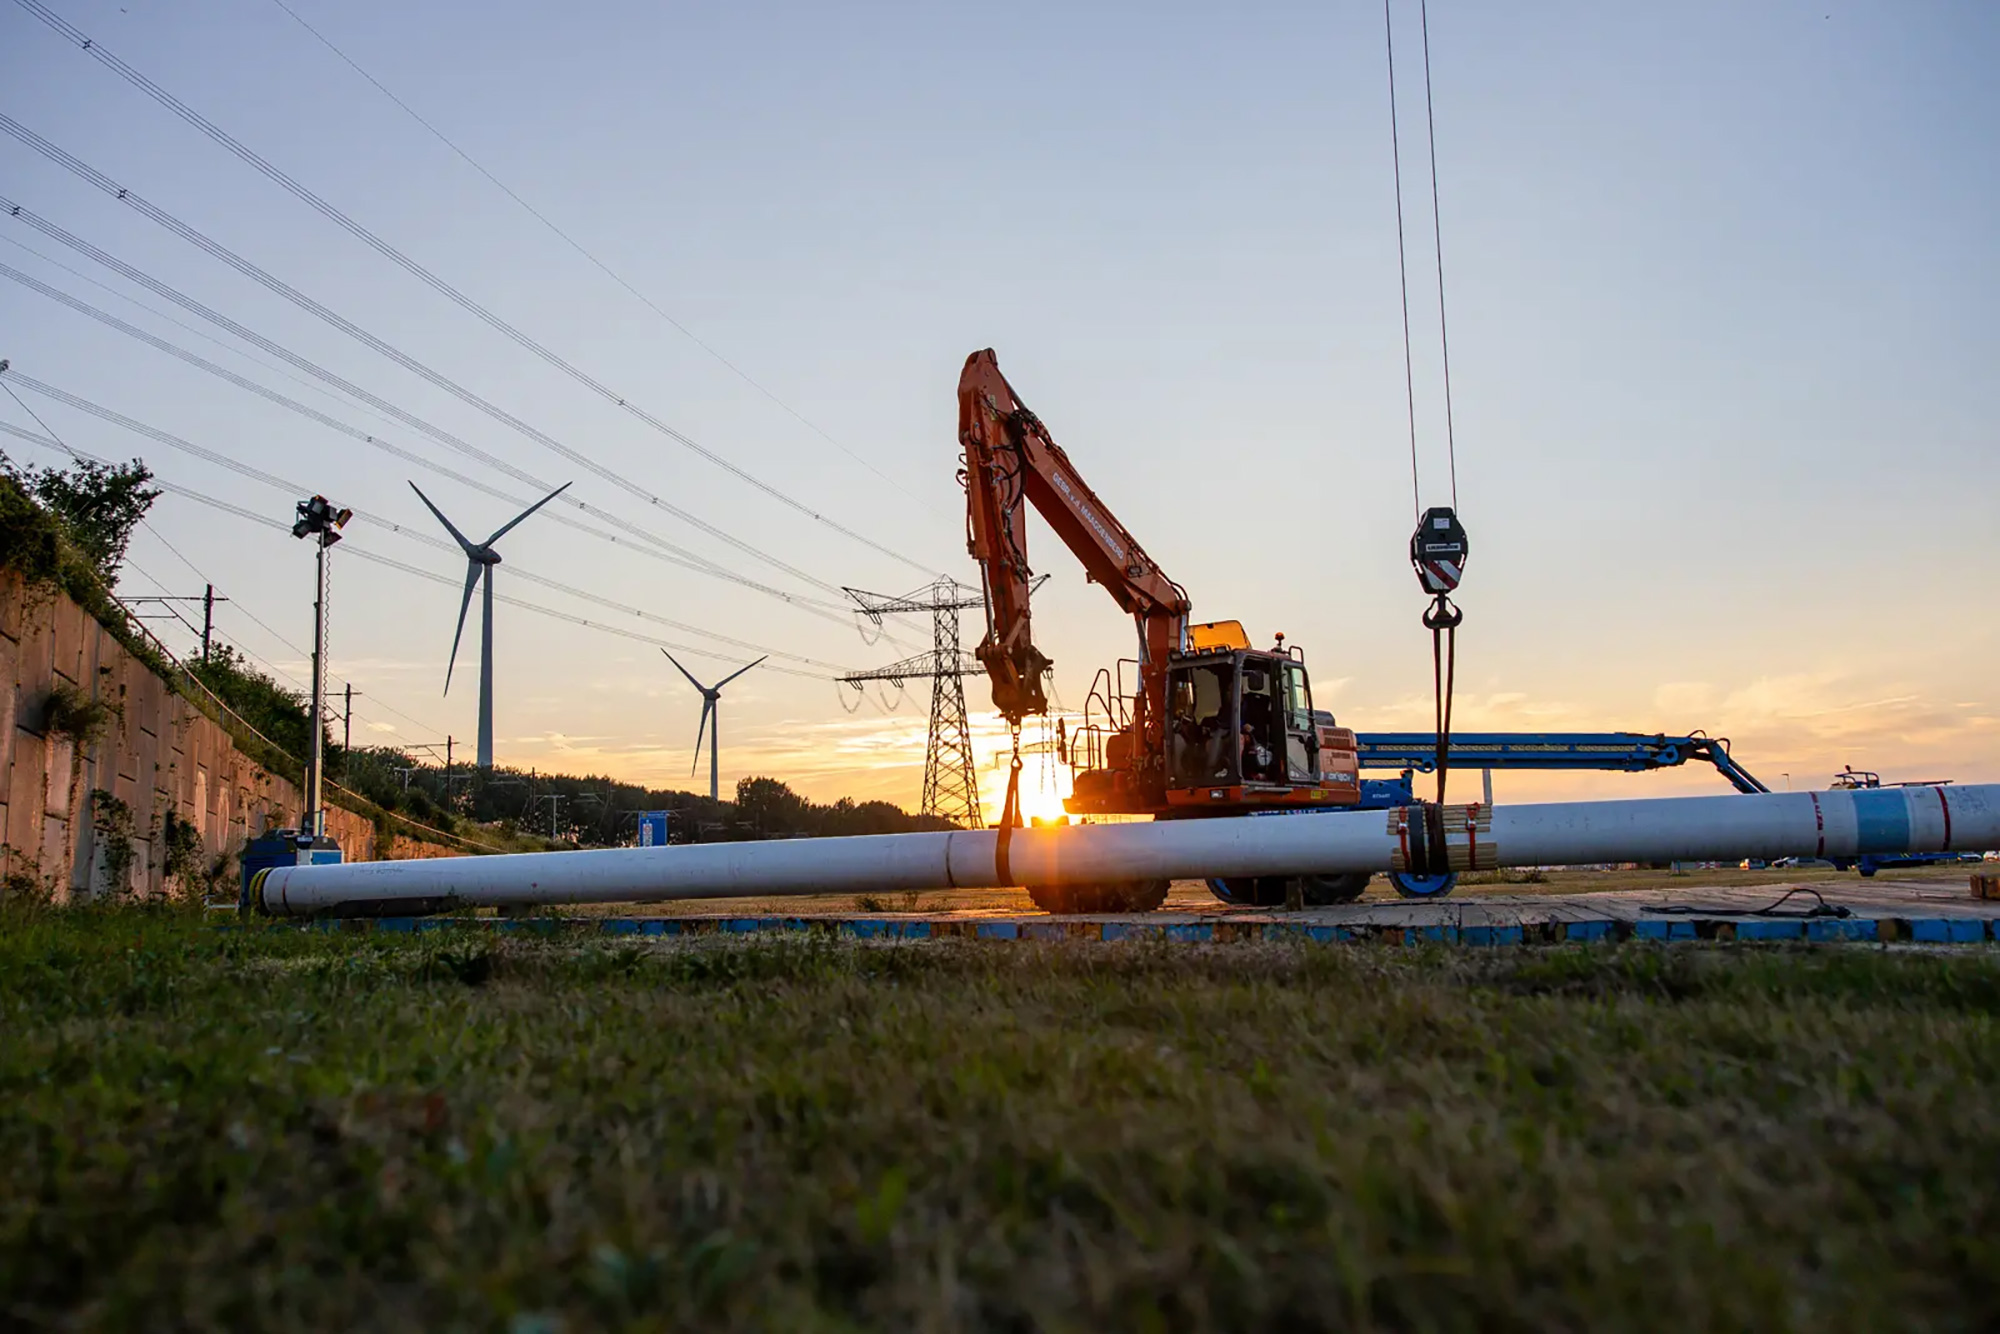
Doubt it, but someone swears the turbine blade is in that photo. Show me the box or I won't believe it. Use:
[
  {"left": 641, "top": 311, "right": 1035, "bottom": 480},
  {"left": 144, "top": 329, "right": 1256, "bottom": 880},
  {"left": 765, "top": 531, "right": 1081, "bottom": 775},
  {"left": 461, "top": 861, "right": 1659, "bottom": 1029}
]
[
  {"left": 484, "top": 480, "right": 572, "bottom": 547},
  {"left": 690, "top": 698, "right": 712, "bottom": 778},
  {"left": 660, "top": 648, "right": 709, "bottom": 693},
  {"left": 443, "top": 559, "right": 479, "bottom": 694},
  {"left": 409, "top": 481, "right": 478, "bottom": 554},
  {"left": 716, "top": 654, "right": 768, "bottom": 689}
]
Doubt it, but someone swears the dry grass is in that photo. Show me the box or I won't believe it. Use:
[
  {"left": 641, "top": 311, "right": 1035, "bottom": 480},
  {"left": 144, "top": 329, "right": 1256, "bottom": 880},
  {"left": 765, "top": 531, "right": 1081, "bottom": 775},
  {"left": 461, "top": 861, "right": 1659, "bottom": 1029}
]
[{"left": 4, "top": 908, "right": 2000, "bottom": 1331}]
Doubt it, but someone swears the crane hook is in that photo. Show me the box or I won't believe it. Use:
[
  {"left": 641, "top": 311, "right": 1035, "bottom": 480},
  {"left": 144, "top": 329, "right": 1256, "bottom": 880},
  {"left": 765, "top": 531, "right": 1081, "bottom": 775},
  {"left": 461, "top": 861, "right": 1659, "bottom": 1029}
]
[{"left": 1410, "top": 507, "right": 1467, "bottom": 805}]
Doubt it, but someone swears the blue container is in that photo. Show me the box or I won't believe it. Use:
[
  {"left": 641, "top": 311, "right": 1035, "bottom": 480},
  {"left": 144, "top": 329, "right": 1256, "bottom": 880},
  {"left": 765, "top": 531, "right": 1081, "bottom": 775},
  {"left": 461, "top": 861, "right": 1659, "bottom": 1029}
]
[{"left": 239, "top": 828, "right": 343, "bottom": 910}]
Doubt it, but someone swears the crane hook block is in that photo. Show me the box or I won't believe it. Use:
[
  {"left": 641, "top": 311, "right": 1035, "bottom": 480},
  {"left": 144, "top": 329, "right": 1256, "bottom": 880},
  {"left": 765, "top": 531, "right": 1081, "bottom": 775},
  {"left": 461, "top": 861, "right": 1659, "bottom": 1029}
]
[{"left": 1410, "top": 506, "right": 1468, "bottom": 595}]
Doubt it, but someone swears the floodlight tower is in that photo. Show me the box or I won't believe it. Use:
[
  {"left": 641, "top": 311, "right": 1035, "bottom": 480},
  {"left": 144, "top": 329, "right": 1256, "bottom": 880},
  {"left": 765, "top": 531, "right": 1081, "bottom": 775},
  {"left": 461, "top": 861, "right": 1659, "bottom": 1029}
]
[{"left": 291, "top": 493, "right": 352, "bottom": 836}]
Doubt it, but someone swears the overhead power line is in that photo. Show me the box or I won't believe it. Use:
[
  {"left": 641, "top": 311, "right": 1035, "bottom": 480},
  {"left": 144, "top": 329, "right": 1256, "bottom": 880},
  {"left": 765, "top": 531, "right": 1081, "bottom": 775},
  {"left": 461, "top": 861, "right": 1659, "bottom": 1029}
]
[
  {"left": 0, "top": 257, "right": 874, "bottom": 628},
  {"left": 2, "top": 367, "right": 319, "bottom": 497},
  {"left": 262, "top": 0, "right": 937, "bottom": 518},
  {"left": 132, "top": 489, "right": 486, "bottom": 748},
  {"left": 0, "top": 199, "right": 921, "bottom": 652},
  {"left": 0, "top": 153, "right": 845, "bottom": 599},
  {"left": 0, "top": 231, "right": 406, "bottom": 432},
  {"left": 189, "top": 484, "right": 832, "bottom": 681},
  {"left": 2, "top": 14, "right": 939, "bottom": 577},
  {"left": 0, "top": 408, "right": 854, "bottom": 676}
]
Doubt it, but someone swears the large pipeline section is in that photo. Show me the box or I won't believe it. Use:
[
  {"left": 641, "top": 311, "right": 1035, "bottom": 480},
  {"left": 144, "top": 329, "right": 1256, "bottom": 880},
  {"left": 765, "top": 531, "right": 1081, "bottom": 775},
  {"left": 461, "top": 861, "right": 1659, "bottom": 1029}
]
[{"left": 252, "top": 784, "right": 2000, "bottom": 918}]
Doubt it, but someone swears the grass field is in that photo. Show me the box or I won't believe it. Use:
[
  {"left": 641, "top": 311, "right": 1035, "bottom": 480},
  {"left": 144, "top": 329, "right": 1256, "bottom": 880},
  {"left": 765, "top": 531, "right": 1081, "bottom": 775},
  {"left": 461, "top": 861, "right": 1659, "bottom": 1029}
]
[{"left": 6, "top": 911, "right": 2000, "bottom": 1332}]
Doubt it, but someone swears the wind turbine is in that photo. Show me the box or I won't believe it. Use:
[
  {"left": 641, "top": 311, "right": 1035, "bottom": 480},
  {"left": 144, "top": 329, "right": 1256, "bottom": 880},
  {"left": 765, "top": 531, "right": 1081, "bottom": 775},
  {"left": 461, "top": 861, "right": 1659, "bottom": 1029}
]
[
  {"left": 663, "top": 650, "right": 766, "bottom": 802},
  {"left": 411, "top": 480, "right": 571, "bottom": 769}
]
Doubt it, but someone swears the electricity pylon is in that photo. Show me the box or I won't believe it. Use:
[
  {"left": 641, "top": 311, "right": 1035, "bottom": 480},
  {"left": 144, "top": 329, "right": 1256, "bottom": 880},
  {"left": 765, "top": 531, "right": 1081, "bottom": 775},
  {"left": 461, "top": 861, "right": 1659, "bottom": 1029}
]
[{"left": 842, "top": 578, "right": 985, "bottom": 829}]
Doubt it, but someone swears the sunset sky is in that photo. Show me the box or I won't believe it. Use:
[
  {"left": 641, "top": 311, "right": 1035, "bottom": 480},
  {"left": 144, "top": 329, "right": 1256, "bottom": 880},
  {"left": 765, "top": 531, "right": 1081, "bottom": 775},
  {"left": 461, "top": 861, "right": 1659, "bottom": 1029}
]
[{"left": 4, "top": 0, "right": 1994, "bottom": 819}]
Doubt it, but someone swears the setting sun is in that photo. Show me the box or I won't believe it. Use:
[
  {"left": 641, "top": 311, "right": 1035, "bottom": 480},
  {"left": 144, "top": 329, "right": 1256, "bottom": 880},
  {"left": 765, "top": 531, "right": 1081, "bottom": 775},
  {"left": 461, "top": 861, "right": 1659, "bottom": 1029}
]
[{"left": 1017, "top": 786, "right": 1072, "bottom": 825}]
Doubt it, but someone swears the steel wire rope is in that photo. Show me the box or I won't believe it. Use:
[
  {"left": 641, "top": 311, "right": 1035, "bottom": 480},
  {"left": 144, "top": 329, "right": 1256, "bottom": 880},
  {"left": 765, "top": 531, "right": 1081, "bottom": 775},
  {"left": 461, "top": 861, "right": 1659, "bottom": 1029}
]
[
  {"left": 261, "top": 0, "right": 940, "bottom": 520},
  {"left": 0, "top": 409, "right": 850, "bottom": 676},
  {"left": 1385, "top": 0, "right": 1468, "bottom": 808},
  {"left": 0, "top": 149, "right": 845, "bottom": 601},
  {"left": 1382, "top": 0, "right": 1421, "bottom": 520},
  {"left": 1417, "top": 0, "right": 1459, "bottom": 506},
  {"left": 5, "top": 8, "right": 942, "bottom": 577},
  {"left": 0, "top": 257, "right": 882, "bottom": 629}
]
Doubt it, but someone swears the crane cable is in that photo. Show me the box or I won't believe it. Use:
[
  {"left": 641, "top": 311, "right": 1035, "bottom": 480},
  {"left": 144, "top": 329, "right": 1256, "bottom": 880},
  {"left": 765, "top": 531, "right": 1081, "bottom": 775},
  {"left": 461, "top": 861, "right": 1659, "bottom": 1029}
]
[{"left": 1385, "top": 0, "right": 1469, "bottom": 807}]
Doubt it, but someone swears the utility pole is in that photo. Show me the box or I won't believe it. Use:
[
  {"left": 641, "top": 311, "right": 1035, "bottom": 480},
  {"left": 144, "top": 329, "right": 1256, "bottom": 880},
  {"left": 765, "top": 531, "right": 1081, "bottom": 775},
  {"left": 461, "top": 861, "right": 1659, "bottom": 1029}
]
[
  {"left": 291, "top": 495, "right": 352, "bottom": 838},
  {"left": 126, "top": 585, "right": 228, "bottom": 661},
  {"left": 340, "top": 682, "right": 362, "bottom": 755},
  {"left": 202, "top": 583, "right": 219, "bottom": 664}
]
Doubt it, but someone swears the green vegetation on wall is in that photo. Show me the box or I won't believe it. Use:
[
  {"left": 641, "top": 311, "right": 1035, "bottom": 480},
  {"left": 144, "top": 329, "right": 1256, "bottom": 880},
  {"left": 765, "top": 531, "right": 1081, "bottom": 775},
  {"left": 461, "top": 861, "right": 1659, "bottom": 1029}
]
[
  {"left": 40, "top": 680, "right": 117, "bottom": 746},
  {"left": 184, "top": 643, "right": 331, "bottom": 773}
]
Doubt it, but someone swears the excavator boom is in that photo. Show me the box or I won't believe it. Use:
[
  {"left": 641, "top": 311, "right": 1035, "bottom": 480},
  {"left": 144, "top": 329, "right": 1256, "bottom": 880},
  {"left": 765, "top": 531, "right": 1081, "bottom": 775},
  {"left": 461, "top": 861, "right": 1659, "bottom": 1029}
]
[
  {"left": 958, "top": 349, "right": 1189, "bottom": 728},
  {"left": 958, "top": 348, "right": 1357, "bottom": 822}
]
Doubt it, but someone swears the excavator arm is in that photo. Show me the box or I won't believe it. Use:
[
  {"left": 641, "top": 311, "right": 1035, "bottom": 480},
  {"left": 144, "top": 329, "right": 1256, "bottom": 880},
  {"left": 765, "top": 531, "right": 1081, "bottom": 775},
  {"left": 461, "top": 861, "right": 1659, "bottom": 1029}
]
[{"left": 958, "top": 349, "right": 1191, "bottom": 731}]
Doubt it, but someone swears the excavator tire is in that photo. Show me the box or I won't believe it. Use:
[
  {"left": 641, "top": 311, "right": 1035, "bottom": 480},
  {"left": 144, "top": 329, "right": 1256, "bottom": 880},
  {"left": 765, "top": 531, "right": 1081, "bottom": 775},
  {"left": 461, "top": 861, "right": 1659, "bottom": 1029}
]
[
  {"left": 1205, "top": 874, "right": 1371, "bottom": 907},
  {"left": 1303, "top": 872, "right": 1372, "bottom": 905},
  {"left": 1027, "top": 879, "right": 1171, "bottom": 915}
]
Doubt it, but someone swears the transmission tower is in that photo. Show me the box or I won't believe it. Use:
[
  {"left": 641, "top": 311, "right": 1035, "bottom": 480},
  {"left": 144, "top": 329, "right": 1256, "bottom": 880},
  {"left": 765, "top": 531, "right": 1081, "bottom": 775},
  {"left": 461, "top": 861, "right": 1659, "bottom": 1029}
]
[{"left": 842, "top": 578, "right": 985, "bottom": 828}]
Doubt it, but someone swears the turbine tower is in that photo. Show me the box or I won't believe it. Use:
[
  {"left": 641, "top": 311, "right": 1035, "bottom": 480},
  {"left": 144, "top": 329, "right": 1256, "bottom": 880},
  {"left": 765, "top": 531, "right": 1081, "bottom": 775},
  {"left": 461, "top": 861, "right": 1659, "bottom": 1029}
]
[
  {"left": 412, "top": 480, "right": 570, "bottom": 768},
  {"left": 663, "top": 651, "right": 766, "bottom": 802}
]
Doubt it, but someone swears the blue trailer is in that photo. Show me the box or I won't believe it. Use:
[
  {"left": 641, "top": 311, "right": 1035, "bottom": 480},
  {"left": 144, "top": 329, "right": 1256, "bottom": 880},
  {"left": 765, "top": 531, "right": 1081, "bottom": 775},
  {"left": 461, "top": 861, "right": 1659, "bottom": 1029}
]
[{"left": 1206, "top": 729, "right": 1769, "bottom": 904}]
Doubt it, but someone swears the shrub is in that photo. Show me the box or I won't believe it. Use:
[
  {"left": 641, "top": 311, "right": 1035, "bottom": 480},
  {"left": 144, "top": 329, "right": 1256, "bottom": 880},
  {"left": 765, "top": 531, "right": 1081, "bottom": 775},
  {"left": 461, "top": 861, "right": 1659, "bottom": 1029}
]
[
  {"left": 88, "top": 789, "right": 138, "bottom": 897},
  {"left": 42, "top": 681, "right": 115, "bottom": 746}
]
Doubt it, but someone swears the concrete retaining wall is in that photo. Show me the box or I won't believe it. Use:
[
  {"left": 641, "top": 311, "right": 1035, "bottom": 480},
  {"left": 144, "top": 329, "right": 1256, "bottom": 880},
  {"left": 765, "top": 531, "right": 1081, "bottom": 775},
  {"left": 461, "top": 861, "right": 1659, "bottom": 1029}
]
[{"left": 0, "top": 568, "right": 458, "bottom": 900}]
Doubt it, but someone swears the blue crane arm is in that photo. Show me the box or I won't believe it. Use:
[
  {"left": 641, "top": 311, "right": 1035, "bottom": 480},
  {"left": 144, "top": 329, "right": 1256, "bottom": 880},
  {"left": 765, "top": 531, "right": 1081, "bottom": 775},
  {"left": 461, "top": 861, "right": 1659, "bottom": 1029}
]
[{"left": 1351, "top": 732, "right": 1770, "bottom": 795}]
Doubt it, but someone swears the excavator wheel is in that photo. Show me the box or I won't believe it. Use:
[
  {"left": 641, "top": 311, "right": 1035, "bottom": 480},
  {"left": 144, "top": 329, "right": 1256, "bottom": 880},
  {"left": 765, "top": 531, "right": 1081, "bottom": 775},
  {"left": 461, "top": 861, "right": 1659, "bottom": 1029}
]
[
  {"left": 1205, "top": 874, "right": 1370, "bottom": 907},
  {"left": 1027, "top": 879, "right": 1171, "bottom": 915},
  {"left": 1205, "top": 876, "right": 1282, "bottom": 906},
  {"left": 1387, "top": 870, "right": 1459, "bottom": 899},
  {"left": 1304, "top": 872, "right": 1372, "bottom": 905}
]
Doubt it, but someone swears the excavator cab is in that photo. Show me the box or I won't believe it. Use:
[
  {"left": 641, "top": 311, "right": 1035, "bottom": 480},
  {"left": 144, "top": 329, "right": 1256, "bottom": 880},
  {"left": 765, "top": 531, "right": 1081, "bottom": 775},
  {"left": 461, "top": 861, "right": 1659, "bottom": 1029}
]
[{"left": 1160, "top": 647, "right": 1360, "bottom": 812}]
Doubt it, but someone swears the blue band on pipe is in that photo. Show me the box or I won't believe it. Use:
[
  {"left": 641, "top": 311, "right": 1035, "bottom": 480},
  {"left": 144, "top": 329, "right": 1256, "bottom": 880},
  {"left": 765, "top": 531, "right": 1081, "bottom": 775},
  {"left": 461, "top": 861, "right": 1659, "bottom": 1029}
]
[{"left": 1851, "top": 789, "right": 1912, "bottom": 855}]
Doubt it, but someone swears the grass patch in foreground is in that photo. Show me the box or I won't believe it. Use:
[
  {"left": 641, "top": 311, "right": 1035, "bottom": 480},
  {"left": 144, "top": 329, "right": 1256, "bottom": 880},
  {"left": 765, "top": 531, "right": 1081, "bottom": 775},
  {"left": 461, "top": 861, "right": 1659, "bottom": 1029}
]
[{"left": 4, "top": 911, "right": 2000, "bottom": 1332}]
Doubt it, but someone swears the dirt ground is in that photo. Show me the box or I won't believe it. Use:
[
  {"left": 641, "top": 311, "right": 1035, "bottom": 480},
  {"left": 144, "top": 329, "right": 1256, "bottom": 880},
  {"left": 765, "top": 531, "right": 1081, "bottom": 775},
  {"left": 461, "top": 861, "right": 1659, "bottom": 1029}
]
[{"left": 545, "top": 860, "right": 1992, "bottom": 922}]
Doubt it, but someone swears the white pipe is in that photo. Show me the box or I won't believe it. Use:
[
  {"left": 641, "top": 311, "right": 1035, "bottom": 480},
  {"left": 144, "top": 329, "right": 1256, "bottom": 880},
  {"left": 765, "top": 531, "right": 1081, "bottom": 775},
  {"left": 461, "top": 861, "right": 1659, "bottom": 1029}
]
[{"left": 254, "top": 783, "right": 2000, "bottom": 917}]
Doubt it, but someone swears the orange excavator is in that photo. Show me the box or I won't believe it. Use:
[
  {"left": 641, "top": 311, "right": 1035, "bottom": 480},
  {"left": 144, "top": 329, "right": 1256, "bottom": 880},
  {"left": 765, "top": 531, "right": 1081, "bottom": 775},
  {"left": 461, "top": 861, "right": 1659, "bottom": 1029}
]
[{"left": 960, "top": 349, "right": 1366, "bottom": 911}]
